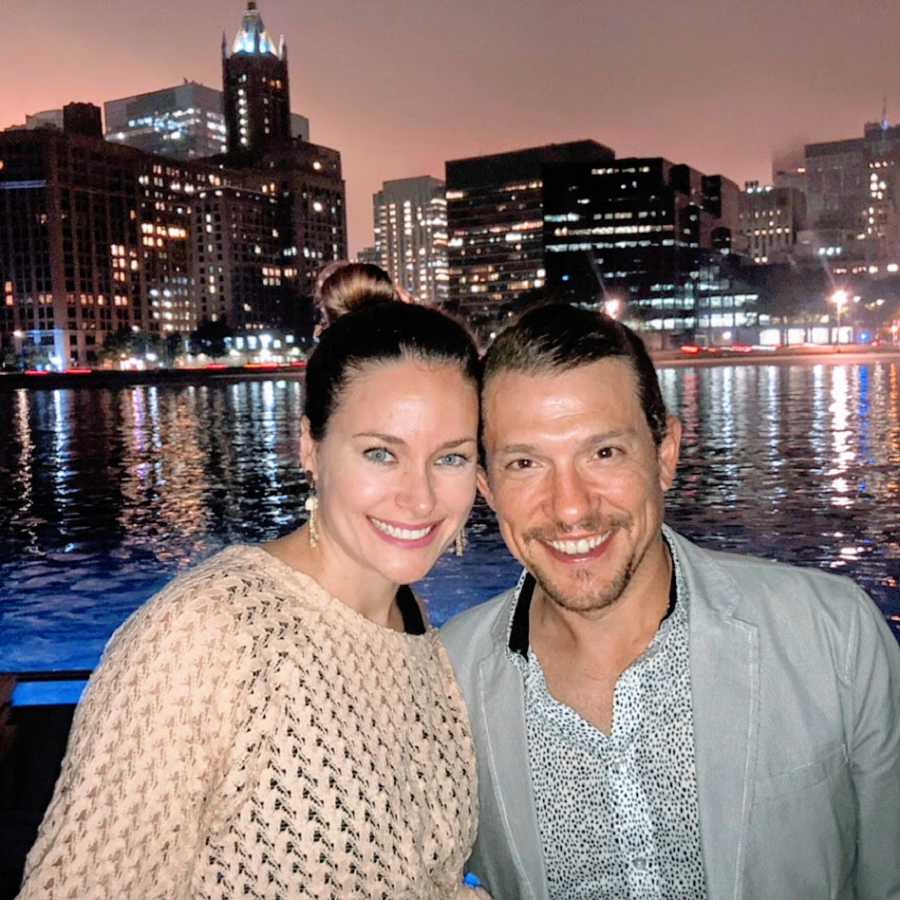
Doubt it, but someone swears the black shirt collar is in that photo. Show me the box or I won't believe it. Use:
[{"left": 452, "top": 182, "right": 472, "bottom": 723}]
[
  {"left": 397, "top": 584, "right": 427, "bottom": 635},
  {"left": 508, "top": 541, "right": 678, "bottom": 658}
]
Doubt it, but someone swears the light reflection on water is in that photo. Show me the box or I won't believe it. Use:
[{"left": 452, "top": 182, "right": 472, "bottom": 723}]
[{"left": 0, "top": 362, "right": 898, "bottom": 673}]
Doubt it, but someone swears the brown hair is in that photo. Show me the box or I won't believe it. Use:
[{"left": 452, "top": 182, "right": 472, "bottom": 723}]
[
  {"left": 314, "top": 262, "right": 396, "bottom": 328},
  {"left": 305, "top": 262, "right": 480, "bottom": 441}
]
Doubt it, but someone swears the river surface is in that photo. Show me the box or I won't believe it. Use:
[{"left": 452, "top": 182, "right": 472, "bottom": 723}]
[{"left": 1, "top": 361, "right": 898, "bottom": 685}]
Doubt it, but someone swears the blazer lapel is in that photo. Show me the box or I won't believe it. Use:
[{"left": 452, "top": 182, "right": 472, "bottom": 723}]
[
  {"left": 477, "top": 649, "right": 549, "bottom": 900},
  {"left": 681, "top": 538, "right": 760, "bottom": 900}
]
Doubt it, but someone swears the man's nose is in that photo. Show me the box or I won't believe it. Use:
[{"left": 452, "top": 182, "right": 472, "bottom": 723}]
[{"left": 548, "top": 463, "right": 593, "bottom": 528}]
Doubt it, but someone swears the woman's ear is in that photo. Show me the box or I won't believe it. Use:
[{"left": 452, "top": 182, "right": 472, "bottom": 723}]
[{"left": 300, "top": 416, "right": 318, "bottom": 481}]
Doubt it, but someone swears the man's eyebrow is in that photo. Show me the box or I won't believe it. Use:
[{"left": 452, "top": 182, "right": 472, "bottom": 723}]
[
  {"left": 495, "top": 442, "right": 540, "bottom": 456},
  {"left": 585, "top": 429, "right": 635, "bottom": 443},
  {"left": 494, "top": 429, "right": 636, "bottom": 455}
]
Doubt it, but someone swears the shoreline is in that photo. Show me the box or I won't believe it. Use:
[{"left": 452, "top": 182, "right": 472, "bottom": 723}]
[
  {"left": 1, "top": 347, "right": 899, "bottom": 389},
  {"left": 652, "top": 347, "right": 900, "bottom": 368}
]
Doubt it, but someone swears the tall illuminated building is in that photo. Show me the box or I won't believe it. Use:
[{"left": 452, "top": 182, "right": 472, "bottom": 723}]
[
  {"left": 106, "top": 82, "right": 229, "bottom": 160},
  {"left": 445, "top": 141, "right": 614, "bottom": 321},
  {"left": 373, "top": 176, "right": 448, "bottom": 305},
  {"left": 222, "top": 1, "right": 291, "bottom": 160}
]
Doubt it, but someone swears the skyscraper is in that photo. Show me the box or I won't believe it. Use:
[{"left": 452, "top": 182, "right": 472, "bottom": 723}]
[
  {"left": 373, "top": 176, "right": 448, "bottom": 305},
  {"left": 222, "top": 2, "right": 291, "bottom": 160},
  {"left": 543, "top": 157, "right": 758, "bottom": 346},
  {"left": 217, "top": 2, "right": 346, "bottom": 307},
  {"left": 445, "top": 141, "right": 614, "bottom": 322}
]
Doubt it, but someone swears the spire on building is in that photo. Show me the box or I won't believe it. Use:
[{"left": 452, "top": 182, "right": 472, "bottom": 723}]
[
  {"left": 227, "top": 1, "right": 284, "bottom": 59},
  {"left": 882, "top": 96, "right": 889, "bottom": 131}
]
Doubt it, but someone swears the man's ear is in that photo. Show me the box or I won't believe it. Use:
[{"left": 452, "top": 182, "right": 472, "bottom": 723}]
[
  {"left": 476, "top": 465, "right": 497, "bottom": 512},
  {"left": 657, "top": 415, "right": 682, "bottom": 492},
  {"left": 300, "top": 416, "right": 318, "bottom": 480}
]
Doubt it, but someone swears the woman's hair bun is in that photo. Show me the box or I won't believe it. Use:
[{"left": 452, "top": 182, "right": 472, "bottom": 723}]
[{"left": 314, "top": 262, "right": 397, "bottom": 327}]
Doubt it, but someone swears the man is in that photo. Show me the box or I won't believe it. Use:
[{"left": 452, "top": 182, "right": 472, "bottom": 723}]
[{"left": 441, "top": 304, "right": 900, "bottom": 900}]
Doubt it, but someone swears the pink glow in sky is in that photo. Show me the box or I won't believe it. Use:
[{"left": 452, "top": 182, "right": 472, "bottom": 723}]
[{"left": 3, "top": 0, "right": 899, "bottom": 255}]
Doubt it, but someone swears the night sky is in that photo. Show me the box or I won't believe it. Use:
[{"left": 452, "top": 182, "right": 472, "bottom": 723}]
[{"left": 3, "top": 0, "right": 898, "bottom": 254}]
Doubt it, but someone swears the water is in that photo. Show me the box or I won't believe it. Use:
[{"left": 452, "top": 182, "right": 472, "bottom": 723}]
[{"left": 0, "top": 363, "right": 898, "bottom": 681}]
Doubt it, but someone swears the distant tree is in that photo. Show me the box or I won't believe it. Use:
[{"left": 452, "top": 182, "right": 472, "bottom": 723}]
[
  {"left": 189, "top": 318, "right": 234, "bottom": 359},
  {"left": 1, "top": 345, "right": 18, "bottom": 371},
  {"left": 97, "top": 327, "right": 166, "bottom": 366},
  {"left": 162, "top": 331, "right": 184, "bottom": 367}
]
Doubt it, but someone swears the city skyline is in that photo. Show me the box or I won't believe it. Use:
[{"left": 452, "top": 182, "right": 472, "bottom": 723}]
[{"left": 3, "top": 0, "right": 899, "bottom": 255}]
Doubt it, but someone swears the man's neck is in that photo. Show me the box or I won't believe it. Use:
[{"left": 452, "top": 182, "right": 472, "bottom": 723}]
[
  {"left": 531, "top": 533, "right": 673, "bottom": 668},
  {"left": 527, "top": 533, "right": 674, "bottom": 734}
]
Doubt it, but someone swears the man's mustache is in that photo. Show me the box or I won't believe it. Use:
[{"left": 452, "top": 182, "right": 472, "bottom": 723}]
[{"left": 523, "top": 514, "right": 632, "bottom": 543}]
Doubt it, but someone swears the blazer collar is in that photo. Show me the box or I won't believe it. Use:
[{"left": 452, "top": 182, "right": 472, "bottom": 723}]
[{"left": 669, "top": 526, "right": 760, "bottom": 900}]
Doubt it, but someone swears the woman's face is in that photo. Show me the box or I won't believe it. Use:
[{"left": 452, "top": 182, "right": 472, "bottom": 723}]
[{"left": 303, "top": 358, "right": 479, "bottom": 590}]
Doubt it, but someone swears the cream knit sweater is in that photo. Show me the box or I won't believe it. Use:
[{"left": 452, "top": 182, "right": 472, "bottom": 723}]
[{"left": 19, "top": 546, "right": 479, "bottom": 899}]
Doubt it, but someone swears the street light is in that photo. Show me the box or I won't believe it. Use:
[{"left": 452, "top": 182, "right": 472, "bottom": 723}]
[
  {"left": 604, "top": 297, "right": 622, "bottom": 319},
  {"left": 830, "top": 289, "right": 848, "bottom": 345}
]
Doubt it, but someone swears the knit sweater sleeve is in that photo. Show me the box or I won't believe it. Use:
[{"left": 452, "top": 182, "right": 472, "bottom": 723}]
[{"left": 18, "top": 564, "right": 247, "bottom": 900}]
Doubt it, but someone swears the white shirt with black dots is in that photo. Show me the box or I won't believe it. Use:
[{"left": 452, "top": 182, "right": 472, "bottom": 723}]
[{"left": 511, "top": 546, "right": 707, "bottom": 900}]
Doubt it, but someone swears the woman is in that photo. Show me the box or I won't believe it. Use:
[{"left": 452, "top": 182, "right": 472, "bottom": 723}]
[{"left": 19, "top": 264, "right": 486, "bottom": 899}]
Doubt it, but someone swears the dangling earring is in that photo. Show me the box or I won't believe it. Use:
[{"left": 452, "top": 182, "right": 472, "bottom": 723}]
[
  {"left": 454, "top": 526, "right": 467, "bottom": 558},
  {"left": 305, "top": 480, "right": 319, "bottom": 548}
]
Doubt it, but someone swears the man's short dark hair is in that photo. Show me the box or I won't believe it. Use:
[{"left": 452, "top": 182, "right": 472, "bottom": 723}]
[{"left": 482, "top": 303, "right": 668, "bottom": 451}]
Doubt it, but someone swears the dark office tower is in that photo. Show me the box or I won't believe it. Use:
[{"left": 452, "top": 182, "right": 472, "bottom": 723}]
[
  {"left": 445, "top": 141, "right": 614, "bottom": 325},
  {"left": 222, "top": 2, "right": 291, "bottom": 159},
  {"left": 543, "top": 158, "right": 758, "bottom": 348},
  {"left": 62, "top": 103, "right": 103, "bottom": 139}
]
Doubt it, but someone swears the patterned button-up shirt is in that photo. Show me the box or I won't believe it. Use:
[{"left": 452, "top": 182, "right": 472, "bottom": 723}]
[{"left": 509, "top": 539, "right": 707, "bottom": 900}]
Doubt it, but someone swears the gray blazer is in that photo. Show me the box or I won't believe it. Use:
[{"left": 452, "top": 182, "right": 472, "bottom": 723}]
[{"left": 441, "top": 527, "right": 900, "bottom": 900}]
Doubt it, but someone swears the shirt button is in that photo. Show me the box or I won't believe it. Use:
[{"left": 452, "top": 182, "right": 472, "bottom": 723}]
[{"left": 632, "top": 857, "right": 649, "bottom": 872}]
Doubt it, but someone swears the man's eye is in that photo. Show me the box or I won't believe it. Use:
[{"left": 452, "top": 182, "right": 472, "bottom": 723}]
[
  {"left": 364, "top": 447, "right": 395, "bottom": 464},
  {"left": 596, "top": 446, "right": 619, "bottom": 460},
  {"left": 507, "top": 458, "right": 535, "bottom": 471},
  {"left": 436, "top": 453, "right": 470, "bottom": 467}
]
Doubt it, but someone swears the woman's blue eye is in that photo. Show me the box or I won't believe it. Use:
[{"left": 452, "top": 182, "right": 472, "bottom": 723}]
[
  {"left": 364, "top": 447, "right": 395, "bottom": 464},
  {"left": 436, "top": 453, "right": 470, "bottom": 467}
]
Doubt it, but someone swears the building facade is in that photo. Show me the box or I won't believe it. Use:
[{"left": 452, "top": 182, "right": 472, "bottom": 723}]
[
  {"left": 804, "top": 120, "right": 900, "bottom": 267},
  {"left": 193, "top": 186, "right": 290, "bottom": 331},
  {"left": 106, "top": 82, "right": 229, "bottom": 160},
  {"left": 373, "top": 176, "right": 448, "bottom": 304},
  {"left": 355, "top": 245, "right": 377, "bottom": 265},
  {"left": 105, "top": 81, "right": 309, "bottom": 163},
  {"left": 740, "top": 181, "right": 807, "bottom": 263},
  {"left": 0, "top": 123, "right": 225, "bottom": 365},
  {"left": 543, "top": 157, "right": 759, "bottom": 345},
  {"left": 445, "top": 141, "right": 614, "bottom": 320}
]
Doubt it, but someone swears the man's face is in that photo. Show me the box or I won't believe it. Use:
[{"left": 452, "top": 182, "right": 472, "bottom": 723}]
[{"left": 479, "top": 359, "right": 681, "bottom": 615}]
